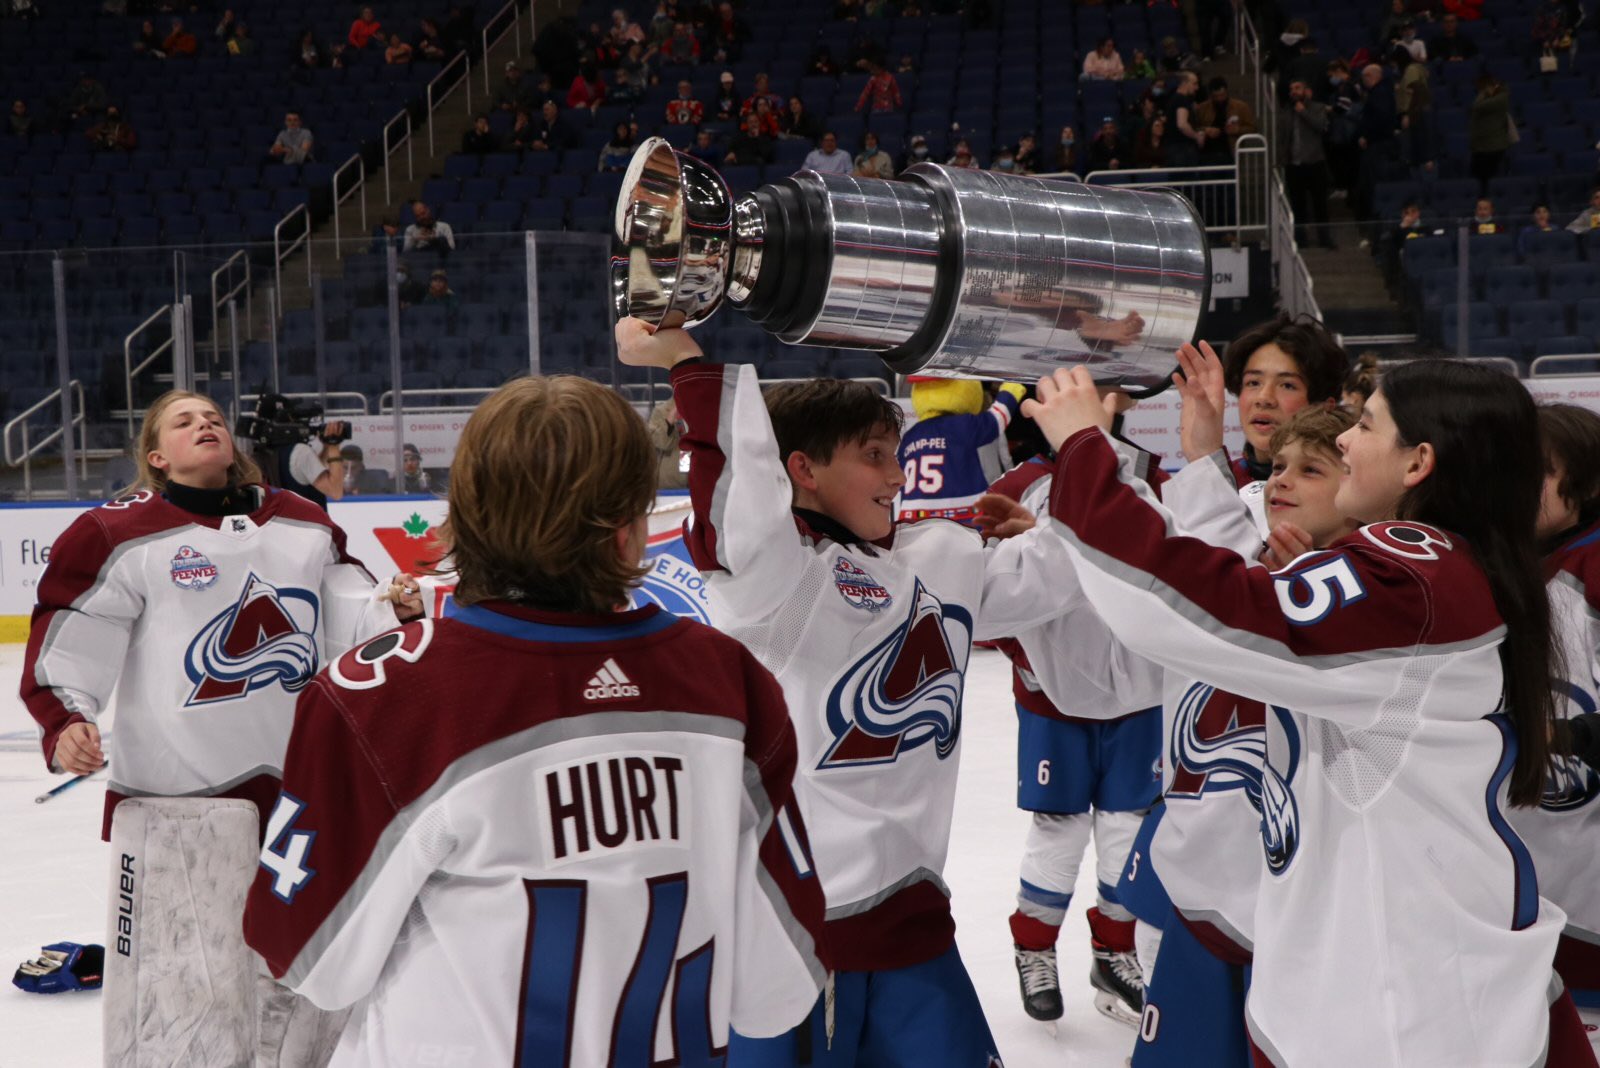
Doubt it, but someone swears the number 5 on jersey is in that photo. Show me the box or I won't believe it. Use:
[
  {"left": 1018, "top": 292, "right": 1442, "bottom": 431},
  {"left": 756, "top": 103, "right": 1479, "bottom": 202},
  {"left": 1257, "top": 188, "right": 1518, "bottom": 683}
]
[{"left": 903, "top": 455, "right": 944, "bottom": 495}]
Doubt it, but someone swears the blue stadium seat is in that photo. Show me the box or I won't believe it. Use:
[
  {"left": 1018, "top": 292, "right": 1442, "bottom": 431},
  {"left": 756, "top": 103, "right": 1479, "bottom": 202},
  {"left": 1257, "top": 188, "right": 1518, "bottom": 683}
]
[
  {"left": 483, "top": 335, "right": 527, "bottom": 374},
  {"left": 1520, "top": 228, "right": 1578, "bottom": 272},
  {"left": 1507, "top": 300, "right": 1571, "bottom": 349},
  {"left": 459, "top": 302, "right": 503, "bottom": 339},
  {"left": 1534, "top": 336, "right": 1597, "bottom": 358},
  {"left": 1545, "top": 262, "right": 1600, "bottom": 304},
  {"left": 1437, "top": 302, "right": 1502, "bottom": 348},
  {"left": 1487, "top": 264, "right": 1538, "bottom": 304},
  {"left": 1573, "top": 299, "right": 1600, "bottom": 340}
]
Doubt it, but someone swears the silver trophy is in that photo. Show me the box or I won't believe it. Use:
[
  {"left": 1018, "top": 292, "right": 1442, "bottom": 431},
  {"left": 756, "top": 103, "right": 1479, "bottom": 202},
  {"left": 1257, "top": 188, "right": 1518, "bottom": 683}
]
[{"left": 612, "top": 136, "right": 1210, "bottom": 393}]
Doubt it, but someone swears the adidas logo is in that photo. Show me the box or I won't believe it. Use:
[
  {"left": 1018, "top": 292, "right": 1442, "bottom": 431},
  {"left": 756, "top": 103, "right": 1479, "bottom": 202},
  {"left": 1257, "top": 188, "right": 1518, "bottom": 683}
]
[{"left": 583, "top": 658, "right": 641, "bottom": 701}]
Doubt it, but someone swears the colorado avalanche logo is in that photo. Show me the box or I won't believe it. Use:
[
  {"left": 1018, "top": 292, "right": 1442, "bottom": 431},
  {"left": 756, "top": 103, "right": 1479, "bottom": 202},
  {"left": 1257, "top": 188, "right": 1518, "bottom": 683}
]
[
  {"left": 1543, "top": 682, "right": 1600, "bottom": 812},
  {"left": 833, "top": 557, "right": 893, "bottom": 613},
  {"left": 1169, "top": 683, "right": 1302, "bottom": 875},
  {"left": 184, "top": 573, "right": 320, "bottom": 706},
  {"left": 818, "top": 580, "right": 971, "bottom": 768},
  {"left": 169, "top": 545, "right": 219, "bottom": 591}
]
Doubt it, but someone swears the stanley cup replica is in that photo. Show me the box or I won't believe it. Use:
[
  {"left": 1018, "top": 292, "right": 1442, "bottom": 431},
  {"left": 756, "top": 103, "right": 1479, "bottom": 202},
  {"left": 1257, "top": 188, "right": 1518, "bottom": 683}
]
[{"left": 611, "top": 136, "right": 1212, "bottom": 393}]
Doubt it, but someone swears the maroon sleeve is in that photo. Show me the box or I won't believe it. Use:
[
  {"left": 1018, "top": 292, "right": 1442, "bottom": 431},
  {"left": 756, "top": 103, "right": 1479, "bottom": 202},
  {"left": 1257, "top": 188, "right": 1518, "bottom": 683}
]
[
  {"left": 671, "top": 361, "right": 732, "bottom": 574},
  {"left": 242, "top": 677, "right": 400, "bottom": 980}
]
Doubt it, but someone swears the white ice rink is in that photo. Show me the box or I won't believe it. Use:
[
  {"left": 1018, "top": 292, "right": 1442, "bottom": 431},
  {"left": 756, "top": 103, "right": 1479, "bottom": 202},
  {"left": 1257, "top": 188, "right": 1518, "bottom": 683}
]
[{"left": 0, "top": 643, "right": 1136, "bottom": 1067}]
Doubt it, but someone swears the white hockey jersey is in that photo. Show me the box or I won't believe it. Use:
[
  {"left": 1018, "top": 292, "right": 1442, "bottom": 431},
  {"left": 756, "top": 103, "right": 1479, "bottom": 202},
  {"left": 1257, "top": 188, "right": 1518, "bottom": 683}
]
[
  {"left": 1052, "top": 426, "right": 1566, "bottom": 1068},
  {"left": 1510, "top": 519, "right": 1600, "bottom": 987},
  {"left": 20, "top": 486, "right": 398, "bottom": 837},
  {"left": 671, "top": 360, "right": 1087, "bottom": 971},
  {"left": 242, "top": 601, "right": 827, "bottom": 1066}
]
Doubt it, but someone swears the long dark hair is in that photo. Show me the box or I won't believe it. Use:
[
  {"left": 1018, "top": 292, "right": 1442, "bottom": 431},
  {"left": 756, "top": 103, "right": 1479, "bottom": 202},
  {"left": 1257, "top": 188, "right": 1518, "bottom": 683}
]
[{"left": 1382, "top": 360, "right": 1557, "bottom": 806}]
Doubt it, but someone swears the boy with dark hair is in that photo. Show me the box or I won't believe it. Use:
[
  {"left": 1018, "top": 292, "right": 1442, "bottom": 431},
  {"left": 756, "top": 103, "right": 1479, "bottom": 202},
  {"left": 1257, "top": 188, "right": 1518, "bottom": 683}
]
[
  {"left": 617, "top": 316, "right": 1099, "bottom": 1066},
  {"left": 1213, "top": 314, "right": 1349, "bottom": 485},
  {"left": 243, "top": 375, "right": 828, "bottom": 1062}
]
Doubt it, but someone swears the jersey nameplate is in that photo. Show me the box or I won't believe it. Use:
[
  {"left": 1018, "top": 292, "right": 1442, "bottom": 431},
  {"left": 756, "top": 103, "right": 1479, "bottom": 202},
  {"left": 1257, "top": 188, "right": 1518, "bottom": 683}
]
[{"left": 539, "top": 751, "right": 690, "bottom": 866}]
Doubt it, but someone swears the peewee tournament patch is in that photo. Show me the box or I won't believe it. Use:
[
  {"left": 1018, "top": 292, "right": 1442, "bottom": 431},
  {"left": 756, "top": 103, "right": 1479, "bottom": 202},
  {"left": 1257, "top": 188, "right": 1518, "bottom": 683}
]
[
  {"left": 169, "top": 545, "right": 219, "bottom": 591},
  {"left": 833, "top": 557, "right": 893, "bottom": 613}
]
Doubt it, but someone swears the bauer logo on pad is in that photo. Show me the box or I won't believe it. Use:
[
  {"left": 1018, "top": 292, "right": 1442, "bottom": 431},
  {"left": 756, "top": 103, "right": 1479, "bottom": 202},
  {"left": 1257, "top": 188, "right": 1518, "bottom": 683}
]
[
  {"left": 169, "top": 545, "right": 219, "bottom": 591},
  {"left": 833, "top": 557, "right": 893, "bottom": 613}
]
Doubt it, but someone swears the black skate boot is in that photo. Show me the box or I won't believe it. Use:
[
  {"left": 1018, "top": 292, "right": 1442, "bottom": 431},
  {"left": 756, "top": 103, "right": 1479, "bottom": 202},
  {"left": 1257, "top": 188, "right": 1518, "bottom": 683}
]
[
  {"left": 1013, "top": 943, "right": 1064, "bottom": 1022},
  {"left": 1087, "top": 906, "right": 1143, "bottom": 1028}
]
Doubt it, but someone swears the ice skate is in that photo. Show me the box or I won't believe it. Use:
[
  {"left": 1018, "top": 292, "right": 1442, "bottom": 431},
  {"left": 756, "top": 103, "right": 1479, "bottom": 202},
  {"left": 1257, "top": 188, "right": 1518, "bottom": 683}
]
[
  {"left": 1013, "top": 943, "right": 1063, "bottom": 1022},
  {"left": 1089, "top": 944, "right": 1144, "bottom": 1028}
]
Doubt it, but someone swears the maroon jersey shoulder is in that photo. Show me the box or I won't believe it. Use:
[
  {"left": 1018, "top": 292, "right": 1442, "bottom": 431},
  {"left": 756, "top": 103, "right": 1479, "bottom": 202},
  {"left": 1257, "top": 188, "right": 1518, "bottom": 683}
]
[
  {"left": 1323, "top": 522, "right": 1503, "bottom": 647},
  {"left": 988, "top": 458, "right": 1052, "bottom": 499}
]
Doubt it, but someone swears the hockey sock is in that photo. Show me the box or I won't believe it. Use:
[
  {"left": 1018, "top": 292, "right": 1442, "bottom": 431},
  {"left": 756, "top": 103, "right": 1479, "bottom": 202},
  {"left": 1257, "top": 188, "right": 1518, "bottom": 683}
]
[
  {"left": 1086, "top": 906, "right": 1137, "bottom": 954},
  {"left": 1010, "top": 909, "right": 1061, "bottom": 952}
]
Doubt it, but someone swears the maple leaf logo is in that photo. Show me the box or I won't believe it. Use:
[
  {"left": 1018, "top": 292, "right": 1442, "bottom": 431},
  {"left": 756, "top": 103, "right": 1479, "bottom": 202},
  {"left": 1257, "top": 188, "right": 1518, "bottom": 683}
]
[{"left": 402, "top": 513, "right": 429, "bottom": 538}]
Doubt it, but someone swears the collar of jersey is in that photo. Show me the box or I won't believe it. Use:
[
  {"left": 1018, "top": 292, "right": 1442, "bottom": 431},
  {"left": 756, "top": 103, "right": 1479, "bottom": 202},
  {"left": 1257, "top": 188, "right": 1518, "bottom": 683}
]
[{"left": 443, "top": 599, "right": 677, "bottom": 643}]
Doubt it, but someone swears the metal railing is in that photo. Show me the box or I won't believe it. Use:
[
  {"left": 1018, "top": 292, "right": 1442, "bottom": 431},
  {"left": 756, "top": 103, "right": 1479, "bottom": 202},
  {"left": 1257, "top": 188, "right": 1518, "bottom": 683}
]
[
  {"left": 1268, "top": 168, "right": 1322, "bottom": 321},
  {"left": 209, "top": 250, "right": 251, "bottom": 375},
  {"left": 273, "top": 203, "right": 311, "bottom": 301},
  {"left": 1531, "top": 354, "right": 1600, "bottom": 376},
  {"left": 481, "top": 0, "right": 523, "bottom": 96},
  {"left": 1074, "top": 134, "right": 1269, "bottom": 242},
  {"left": 332, "top": 153, "right": 367, "bottom": 259},
  {"left": 378, "top": 386, "right": 496, "bottom": 413},
  {"left": 382, "top": 108, "right": 413, "bottom": 206},
  {"left": 122, "top": 304, "right": 174, "bottom": 438},
  {"left": 426, "top": 51, "right": 472, "bottom": 156},
  {"left": 240, "top": 391, "right": 371, "bottom": 416},
  {"left": 4, "top": 380, "right": 87, "bottom": 499}
]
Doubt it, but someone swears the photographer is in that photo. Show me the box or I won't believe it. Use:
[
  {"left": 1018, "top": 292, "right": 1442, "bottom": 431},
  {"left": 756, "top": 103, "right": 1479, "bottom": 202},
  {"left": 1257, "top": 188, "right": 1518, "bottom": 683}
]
[{"left": 282, "top": 421, "right": 349, "bottom": 509}]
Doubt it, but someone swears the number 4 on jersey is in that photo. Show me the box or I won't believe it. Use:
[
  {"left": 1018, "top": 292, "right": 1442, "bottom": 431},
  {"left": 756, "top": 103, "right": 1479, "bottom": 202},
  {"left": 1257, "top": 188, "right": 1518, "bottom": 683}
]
[{"left": 260, "top": 794, "right": 317, "bottom": 903}]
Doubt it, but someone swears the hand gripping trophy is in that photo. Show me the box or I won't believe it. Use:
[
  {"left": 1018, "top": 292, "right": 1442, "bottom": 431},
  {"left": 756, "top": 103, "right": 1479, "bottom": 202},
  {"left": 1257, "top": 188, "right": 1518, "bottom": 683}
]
[{"left": 610, "top": 136, "right": 1211, "bottom": 393}]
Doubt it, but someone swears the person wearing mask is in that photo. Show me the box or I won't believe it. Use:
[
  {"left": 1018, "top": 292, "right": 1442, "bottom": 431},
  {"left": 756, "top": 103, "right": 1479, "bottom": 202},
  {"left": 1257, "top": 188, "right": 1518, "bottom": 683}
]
[
  {"left": 853, "top": 131, "right": 895, "bottom": 178},
  {"left": 1087, "top": 116, "right": 1125, "bottom": 171},
  {"left": 1472, "top": 196, "right": 1504, "bottom": 235},
  {"left": 1056, "top": 125, "right": 1078, "bottom": 172},
  {"left": 1323, "top": 59, "right": 1363, "bottom": 198},
  {"left": 904, "top": 132, "right": 933, "bottom": 170},
  {"left": 990, "top": 145, "right": 1020, "bottom": 174}
]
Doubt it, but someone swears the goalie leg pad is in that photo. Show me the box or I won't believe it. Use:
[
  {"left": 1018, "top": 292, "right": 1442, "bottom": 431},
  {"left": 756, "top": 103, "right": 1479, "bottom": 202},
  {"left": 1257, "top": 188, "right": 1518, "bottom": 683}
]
[
  {"left": 256, "top": 972, "right": 351, "bottom": 1068},
  {"left": 105, "top": 797, "right": 260, "bottom": 1068}
]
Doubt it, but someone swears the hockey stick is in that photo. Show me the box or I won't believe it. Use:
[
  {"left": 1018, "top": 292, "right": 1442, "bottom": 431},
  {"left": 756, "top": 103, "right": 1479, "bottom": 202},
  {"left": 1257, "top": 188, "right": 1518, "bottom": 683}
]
[{"left": 35, "top": 769, "right": 102, "bottom": 805}]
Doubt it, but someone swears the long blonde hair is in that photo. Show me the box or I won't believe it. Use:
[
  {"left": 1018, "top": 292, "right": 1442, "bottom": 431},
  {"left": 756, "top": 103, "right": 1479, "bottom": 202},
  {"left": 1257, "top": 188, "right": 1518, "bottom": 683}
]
[{"left": 132, "top": 390, "right": 262, "bottom": 494}]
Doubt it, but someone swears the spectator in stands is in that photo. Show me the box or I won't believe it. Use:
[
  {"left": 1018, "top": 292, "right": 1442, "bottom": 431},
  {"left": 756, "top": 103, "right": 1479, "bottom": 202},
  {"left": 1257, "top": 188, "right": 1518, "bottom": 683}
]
[
  {"left": 384, "top": 32, "right": 413, "bottom": 64},
  {"left": 1355, "top": 64, "right": 1398, "bottom": 215},
  {"left": 1394, "top": 51, "right": 1436, "bottom": 170},
  {"left": 905, "top": 132, "right": 933, "bottom": 169},
  {"left": 1377, "top": 0, "right": 1411, "bottom": 51},
  {"left": 1533, "top": 0, "right": 1576, "bottom": 57},
  {"left": 1056, "top": 124, "right": 1078, "bottom": 172},
  {"left": 395, "top": 259, "right": 427, "bottom": 306},
  {"left": 897, "top": 53, "right": 916, "bottom": 74},
  {"left": 689, "top": 128, "right": 721, "bottom": 163},
  {"left": 809, "top": 45, "right": 838, "bottom": 76},
  {"left": 608, "top": 65, "right": 643, "bottom": 107},
  {"left": 1323, "top": 58, "right": 1362, "bottom": 198},
  {"left": 610, "top": 7, "right": 645, "bottom": 48},
  {"left": 568, "top": 63, "right": 607, "bottom": 112},
  {"left": 227, "top": 23, "right": 256, "bottom": 57},
  {"left": 1013, "top": 132, "right": 1040, "bottom": 174},
  {"left": 599, "top": 122, "right": 635, "bottom": 171},
  {"left": 1087, "top": 115, "right": 1126, "bottom": 171},
  {"left": 1378, "top": 200, "right": 1431, "bottom": 288},
  {"left": 1128, "top": 49, "right": 1157, "bottom": 80},
  {"left": 583, "top": 19, "right": 621, "bottom": 68},
  {"left": 1196, "top": 75, "right": 1257, "bottom": 162},
  {"left": 1082, "top": 36, "right": 1126, "bottom": 80},
  {"left": 416, "top": 18, "right": 448, "bottom": 60},
  {"left": 989, "top": 144, "right": 1019, "bottom": 173},
  {"left": 749, "top": 96, "right": 781, "bottom": 137},
  {"left": 1267, "top": 19, "right": 1310, "bottom": 82},
  {"left": 619, "top": 40, "right": 653, "bottom": 89},
  {"left": 713, "top": 71, "right": 739, "bottom": 121},
  {"left": 8, "top": 99, "right": 32, "bottom": 138},
  {"left": 214, "top": 8, "right": 237, "bottom": 43},
  {"left": 1286, "top": 79, "right": 1335, "bottom": 249},
  {"left": 725, "top": 112, "right": 775, "bottom": 165},
  {"left": 665, "top": 80, "right": 704, "bottom": 125},
  {"left": 648, "top": 2, "right": 674, "bottom": 45},
  {"left": 710, "top": 1, "right": 750, "bottom": 62},
  {"left": 780, "top": 95, "right": 822, "bottom": 141},
  {"left": 404, "top": 201, "right": 456, "bottom": 258},
  {"left": 1166, "top": 70, "right": 1205, "bottom": 166},
  {"left": 742, "top": 73, "right": 783, "bottom": 117},
  {"left": 1395, "top": 20, "right": 1428, "bottom": 62},
  {"left": 1567, "top": 188, "right": 1600, "bottom": 233},
  {"left": 1468, "top": 73, "right": 1511, "bottom": 195},
  {"left": 270, "top": 111, "right": 314, "bottom": 164},
  {"left": 1519, "top": 203, "right": 1558, "bottom": 253},
  {"left": 339, "top": 445, "right": 387, "bottom": 495},
  {"left": 1472, "top": 197, "right": 1503, "bottom": 234},
  {"left": 461, "top": 114, "right": 500, "bottom": 155},
  {"left": 1158, "top": 35, "right": 1200, "bottom": 73},
  {"left": 349, "top": 6, "right": 384, "bottom": 51},
  {"left": 661, "top": 20, "right": 701, "bottom": 64},
  {"left": 370, "top": 213, "right": 400, "bottom": 252},
  {"left": 496, "top": 62, "right": 536, "bottom": 113},
  {"left": 802, "top": 130, "right": 852, "bottom": 174},
  {"left": 855, "top": 62, "right": 904, "bottom": 112},
  {"left": 507, "top": 107, "right": 537, "bottom": 150},
  {"left": 62, "top": 73, "right": 107, "bottom": 123},
  {"left": 133, "top": 20, "right": 165, "bottom": 58},
  {"left": 423, "top": 269, "right": 460, "bottom": 311},
  {"left": 86, "top": 106, "right": 137, "bottom": 152},
  {"left": 400, "top": 443, "right": 439, "bottom": 494},
  {"left": 163, "top": 18, "right": 198, "bottom": 58},
  {"left": 1430, "top": 13, "right": 1478, "bottom": 61},
  {"left": 294, "top": 29, "right": 327, "bottom": 69},
  {"left": 528, "top": 99, "right": 576, "bottom": 152},
  {"left": 853, "top": 131, "right": 894, "bottom": 177},
  {"left": 1133, "top": 112, "right": 1170, "bottom": 167},
  {"left": 948, "top": 139, "right": 980, "bottom": 169}
]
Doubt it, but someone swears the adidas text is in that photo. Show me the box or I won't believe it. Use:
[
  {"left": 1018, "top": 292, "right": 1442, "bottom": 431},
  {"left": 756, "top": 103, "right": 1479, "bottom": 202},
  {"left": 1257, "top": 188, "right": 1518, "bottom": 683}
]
[{"left": 584, "top": 659, "right": 640, "bottom": 700}]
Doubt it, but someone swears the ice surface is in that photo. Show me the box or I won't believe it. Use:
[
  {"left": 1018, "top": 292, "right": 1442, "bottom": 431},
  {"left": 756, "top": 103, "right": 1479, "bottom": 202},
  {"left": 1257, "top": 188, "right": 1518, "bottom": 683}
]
[{"left": 0, "top": 645, "right": 1137, "bottom": 1066}]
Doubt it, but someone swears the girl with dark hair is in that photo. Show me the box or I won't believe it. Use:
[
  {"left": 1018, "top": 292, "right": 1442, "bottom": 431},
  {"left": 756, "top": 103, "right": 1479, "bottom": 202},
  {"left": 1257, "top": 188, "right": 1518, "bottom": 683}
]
[
  {"left": 1511, "top": 403, "right": 1600, "bottom": 995},
  {"left": 1341, "top": 351, "right": 1380, "bottom": 411},
  {"left": 1023, "top": 359, "right": 1590, "bottom": 1067}
]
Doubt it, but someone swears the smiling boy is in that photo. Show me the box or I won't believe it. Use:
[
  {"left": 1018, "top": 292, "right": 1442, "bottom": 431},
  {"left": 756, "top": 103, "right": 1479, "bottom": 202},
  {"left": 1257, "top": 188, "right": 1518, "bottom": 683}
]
[
  {"left": 1219, "top": 314, "right": 1349, "bottom": 486},
  {"left": 616, "top": 317, "right": 1097, "bottom": 1067}
]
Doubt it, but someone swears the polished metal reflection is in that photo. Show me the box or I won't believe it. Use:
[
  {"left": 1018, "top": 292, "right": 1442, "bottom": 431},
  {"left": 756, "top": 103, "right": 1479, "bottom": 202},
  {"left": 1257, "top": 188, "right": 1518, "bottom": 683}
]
[{"left": 611, "top": 137, "right": 1209, "bottom": 391}]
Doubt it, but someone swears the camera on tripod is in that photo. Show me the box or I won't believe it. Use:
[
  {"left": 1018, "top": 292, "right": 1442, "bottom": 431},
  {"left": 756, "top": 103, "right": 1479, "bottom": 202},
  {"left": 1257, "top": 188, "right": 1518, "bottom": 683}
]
[{"left": 235, "top": 394, "right": 352, "bottom": 449}]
